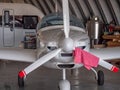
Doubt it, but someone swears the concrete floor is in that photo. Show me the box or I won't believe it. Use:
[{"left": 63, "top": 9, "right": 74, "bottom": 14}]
[{"left": 0, "top": 61, "right": 120, "bottom": 90}]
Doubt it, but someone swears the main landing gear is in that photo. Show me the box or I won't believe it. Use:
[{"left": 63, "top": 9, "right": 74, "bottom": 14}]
[
  {"left": 18, "top": 69, "right": 104, "bottom": 89},
  {"left": 18, "top": 76, "right": 24, "bottom": 87},
  {"left": 18, "top": 71, "right": 26, "bottom": 87},
  {"left": 91, "top": 68, "right": 104, "bottom": 86},
  {"left": 97, "top": 70, "right": 104, "bottom": 85}
]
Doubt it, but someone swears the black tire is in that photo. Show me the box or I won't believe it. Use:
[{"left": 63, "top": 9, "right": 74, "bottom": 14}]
[
  {"left": 58, "top": 86, "right": 60, "bottom": 90},
  {"left": 97, "top": 70, "right": 104, "bottom": 86},
  {"left": 18, "top": 76, "right": 24, "bottom": 87}
]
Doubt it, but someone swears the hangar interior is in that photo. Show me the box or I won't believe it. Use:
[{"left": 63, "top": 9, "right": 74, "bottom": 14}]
[
  {"left": 1, "top": 0, "right": 120, "bottom": 25},
  {"left": 0, "top": 0, "right": 120, "bottom": 90},
  {"left": 1, "top": 0, "right": 120, "bottom": 48}
]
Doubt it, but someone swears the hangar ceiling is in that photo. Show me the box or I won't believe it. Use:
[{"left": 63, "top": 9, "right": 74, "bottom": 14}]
[{"left": 0, "top": 0, "right": 120, "bottom": 26}]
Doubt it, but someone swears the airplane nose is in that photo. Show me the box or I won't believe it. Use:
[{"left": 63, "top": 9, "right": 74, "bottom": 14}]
[{"left": 61, "top": 38, "right": 74, "bottom": 52}]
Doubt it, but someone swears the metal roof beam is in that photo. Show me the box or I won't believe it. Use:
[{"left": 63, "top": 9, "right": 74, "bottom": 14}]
[
  {"left": 76, "top": 0, "right": 87, "bottom": 23},
  {"left": 105, "top": 0, "right": 119, "bottom": 25},
  {"left": 9, "top": 0, "right": 13, "bottom": 3},
  {"left": 44, "top": 0, "right": 55, "bottom": 13},
  {"left": 69, "top": 0, "right": 82, "bottom": 19},
  {"left": 24, "top": 0, "right": 28, "bottom": 3},
  {"left": 30, "top": 0, "right": 41, "bottom": 9},
  {"left": 37, "top": 0, "right": 49, "bottom": 15},
  {"left": 11, "top": 0, "right": 24, "bottom": 3},
  {"left": 53, "top": 0, "right": 62, "bottom": 12},
  {"left": 117, "top": 0, "right": 120, "bottom": 9},
  {"left": 29, "top": 0, "right": 36, "bottom": 6},
  {"left": 83, "top": 0, "right": 94, "bottom": 17},
  {"left": 24, "top": 0, "right": 32, "bottom": 4},
  {"left": 94, "top": 0, "right": 108, "bottom": 24},
  {"left": 36, "top": 0, "right": 46, "bottom": 15}
]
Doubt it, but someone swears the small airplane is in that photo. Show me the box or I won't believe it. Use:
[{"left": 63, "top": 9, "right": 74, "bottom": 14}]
[{"left": 0, "top": 0, "right": 120, "bottom": 90}]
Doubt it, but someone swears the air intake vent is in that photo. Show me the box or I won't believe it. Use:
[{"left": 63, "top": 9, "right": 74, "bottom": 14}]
[{"left": 57, "top": 64, "right": 74, "bottom": 69}]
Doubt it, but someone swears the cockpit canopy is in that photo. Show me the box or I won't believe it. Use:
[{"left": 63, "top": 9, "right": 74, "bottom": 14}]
[{"left": 37, "top": 12, "right": 85, "bottom": 30}]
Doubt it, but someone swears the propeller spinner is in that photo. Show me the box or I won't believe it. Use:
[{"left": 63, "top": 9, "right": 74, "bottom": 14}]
[{"left": 61, "top": 38, "right": 74, "bottom": 52}]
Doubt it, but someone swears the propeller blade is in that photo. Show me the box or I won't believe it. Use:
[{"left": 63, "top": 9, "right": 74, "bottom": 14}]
[
  {"left": 74, "top": 48, "right": 119, "bottom": 72},
  {"left": 98, "top": 59, "right": 119, "bottom": 72},
  {"left": 62, "top": 0, "right": 70, "bottom": 38},
  {"left": 23, "top": 48, "right": 61, "bottom": 75}
]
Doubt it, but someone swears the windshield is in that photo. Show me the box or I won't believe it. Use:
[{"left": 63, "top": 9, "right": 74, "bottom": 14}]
[{"left": 37, "top": 12, "right": 85, "bottom": 29}]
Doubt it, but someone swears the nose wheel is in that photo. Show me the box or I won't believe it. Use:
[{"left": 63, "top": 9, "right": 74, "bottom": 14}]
[{"left": 97, "top": 70, "right": 104, "bottom": 85}]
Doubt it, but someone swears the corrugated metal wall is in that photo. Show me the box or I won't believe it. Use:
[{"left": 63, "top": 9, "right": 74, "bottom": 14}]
[{"left": 1, "top": 0, "right": 120, "bottom": 25}]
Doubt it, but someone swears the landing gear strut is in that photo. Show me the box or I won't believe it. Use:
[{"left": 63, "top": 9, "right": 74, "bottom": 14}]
[
  {"left": 91, "top": 68, "right": 104, "bottom": 86},
  {"left": 59, "top": 69, "right": 70, "bottom": 90}
]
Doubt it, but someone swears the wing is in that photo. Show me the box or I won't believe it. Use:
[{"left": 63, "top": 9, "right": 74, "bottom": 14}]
[
  {"left": 90, "top": 47, "right": 120, "bottom": 60},
  {"left": 0, "top": 48, "right": 36, "bottom": 62}
]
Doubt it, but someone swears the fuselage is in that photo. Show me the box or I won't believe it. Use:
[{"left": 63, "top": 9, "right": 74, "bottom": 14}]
[
  {"left": 36, "top": 12, "right": 90, "bottom": 69},
  {"left": 37, "top": 25, "right": 90, "bottom": 69}
]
